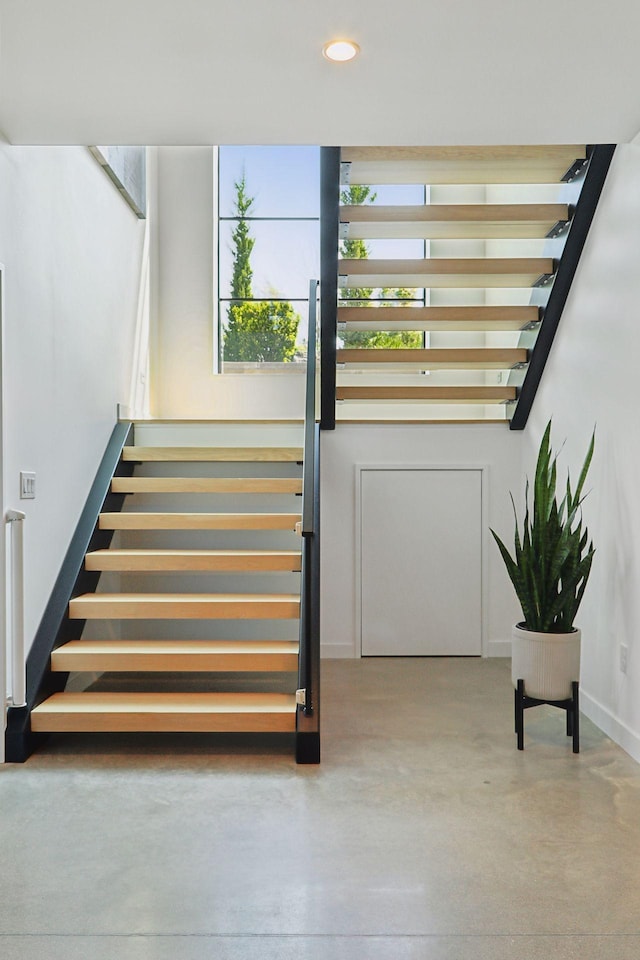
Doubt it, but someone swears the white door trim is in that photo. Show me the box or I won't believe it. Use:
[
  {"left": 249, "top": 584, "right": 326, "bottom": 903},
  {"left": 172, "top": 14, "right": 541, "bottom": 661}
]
[{"left": 355, "top": 462, "right": 490, "bottom": 659}]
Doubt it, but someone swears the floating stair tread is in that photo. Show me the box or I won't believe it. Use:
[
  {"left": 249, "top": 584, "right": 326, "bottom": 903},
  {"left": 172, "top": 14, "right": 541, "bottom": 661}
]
[
  {"left": 51, "top": 640, "right": 299, "bottom": 672},
  {"left": 121, "top": 447, "right": 303, "bottom": 462},
  {"left": 85, "top": 549, "right": 302, "bottom": 572},
  {"left": 339, "top": 257, "right": 554, "bottom": 288},
  {"left": 341, "top": 145, "right": 587, "bottom": 163},
  {"left": 337, "top": 348, "right": 527, "bottom": 369},
  {"left": 336, "top": 386, "right": 516, "bottom": 403},
  {"left": 31, "top": 692, "right": 297, "bottom": 733},
  {"left": 340, "top": 203, "right": 570, "bottom": 240},
  {"left": 337, "top": 305, "right": 539, "bottom": 332},
  {"left": 111, "top": 477, "right": 303, "bottom": 494},
  {"left": 341, "top": 146, "right": 587, "bottom": 185},
  {"left": 99, "top": 512, "right": 301, "bottom": 530},
  {"left": 69, "top": 593, "right": 301, "bottom": 620}
]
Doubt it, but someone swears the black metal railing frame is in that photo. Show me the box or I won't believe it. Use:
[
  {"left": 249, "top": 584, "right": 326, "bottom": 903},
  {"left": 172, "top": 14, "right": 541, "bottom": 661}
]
[
  {"left": 296, "top": 279, "right": 321, "bottom": 763},
  {"left": 320, "top": 147, "right": 340, "bottom": 431},
  {"left": 510, "top": 144, "right": 616, "bottom": 430}
]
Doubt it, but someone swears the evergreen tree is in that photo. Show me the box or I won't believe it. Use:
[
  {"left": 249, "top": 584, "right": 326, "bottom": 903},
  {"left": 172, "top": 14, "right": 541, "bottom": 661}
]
[
  {"left": 229, "top": 175, "right": 255, "bottom": 301},
  {"left": 224, "top": 176, "right": 300, "bottom": 363}
]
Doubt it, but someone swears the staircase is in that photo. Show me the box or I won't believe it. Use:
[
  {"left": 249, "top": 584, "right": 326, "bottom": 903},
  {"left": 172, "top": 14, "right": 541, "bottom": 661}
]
[
  {"left": 30, "top": 422, "right": 306, "bottom": 742},
  {"left": 327, "top": 144, "right": 611, "bottom": 424}
]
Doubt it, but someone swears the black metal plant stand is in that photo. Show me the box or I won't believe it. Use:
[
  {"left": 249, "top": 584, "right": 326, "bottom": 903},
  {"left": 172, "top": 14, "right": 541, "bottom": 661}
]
[{"left": 515, "top": 679, "right": 580, "bottom": 753}]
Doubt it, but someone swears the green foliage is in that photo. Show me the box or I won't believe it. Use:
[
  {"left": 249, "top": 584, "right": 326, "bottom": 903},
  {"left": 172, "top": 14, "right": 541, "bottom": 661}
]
[
  {"left": 224, "top": 301, "right": 300, "bottom": 363},
  {"left": 339, "top": 185, "right": 376, "bottom": 304},
  {"left": 491, "top": 421, "right": 595, "bottom": 633},
  {"left": 339, "top": 189, "right": 422, "bottom": 349},
  {"left": 230, "top": 175, "right": 255, "bottom": 301},
  {"left": 342, "top": 329, "right": 423, "bottom": 349}
]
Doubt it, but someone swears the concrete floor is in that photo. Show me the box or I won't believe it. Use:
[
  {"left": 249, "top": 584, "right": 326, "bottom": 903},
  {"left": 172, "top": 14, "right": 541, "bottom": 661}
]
[{"left": 1, "top": 657, "right": 640, "bottom": 959}]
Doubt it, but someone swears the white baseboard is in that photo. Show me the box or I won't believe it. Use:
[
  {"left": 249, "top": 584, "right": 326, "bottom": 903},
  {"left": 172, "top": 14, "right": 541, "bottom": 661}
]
[
  {"left": 322, "top": 641, "right": 512, "bottom": 659},
  {"left": 321, "top": 642, "right": 356, "bottom": 659},
  {"left": 580, "top": 690, "right": 640, "bottom": 765},
  {"left": 486, "top": 640, "right": 511, "bottom": 658}
]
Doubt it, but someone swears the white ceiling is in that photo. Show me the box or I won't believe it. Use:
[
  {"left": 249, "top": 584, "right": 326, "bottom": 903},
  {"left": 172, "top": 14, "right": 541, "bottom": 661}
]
[{"left": 1, "top": 0, "right": 640, "bottom": 146}]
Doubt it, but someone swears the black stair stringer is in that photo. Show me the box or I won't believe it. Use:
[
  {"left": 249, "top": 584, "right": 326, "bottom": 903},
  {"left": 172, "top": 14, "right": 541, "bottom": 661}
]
[
  {"left": 510, "top": 144, "right": 616, "bottom": 430},
  {"left": 5, "top": 421, "right": 135, "bottom": 761}
]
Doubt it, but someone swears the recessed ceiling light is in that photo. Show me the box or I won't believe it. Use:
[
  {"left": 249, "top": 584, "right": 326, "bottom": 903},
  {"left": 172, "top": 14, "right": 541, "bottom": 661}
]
[{"left": 323, "top": 40, "right": 360, "bottom": 63}]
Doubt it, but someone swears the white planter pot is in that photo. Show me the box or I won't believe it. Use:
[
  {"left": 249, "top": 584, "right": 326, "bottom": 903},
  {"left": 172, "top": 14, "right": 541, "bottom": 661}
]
[{"left": 511, "top": 623, "right": 581, "bottom": 701}]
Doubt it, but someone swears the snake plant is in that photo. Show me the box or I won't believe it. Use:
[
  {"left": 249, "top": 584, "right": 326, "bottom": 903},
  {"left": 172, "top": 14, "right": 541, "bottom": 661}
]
[{"left": 492, "top": 420, "right": 595, "bottom": 633}]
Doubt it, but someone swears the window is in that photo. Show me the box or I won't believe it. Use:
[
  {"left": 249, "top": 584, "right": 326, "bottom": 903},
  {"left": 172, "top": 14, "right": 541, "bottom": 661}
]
[{"left": 217, "top": 146, "right": 320, "bottom": 372}]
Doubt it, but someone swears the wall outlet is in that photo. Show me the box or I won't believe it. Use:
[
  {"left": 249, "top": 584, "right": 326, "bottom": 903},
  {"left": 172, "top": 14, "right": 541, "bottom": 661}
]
[
  {"left": 20, "top": 471, "right": 35, "bottom": 499},
  {"left": 620, "top": 643, "right": 628, "bottom": 674}
]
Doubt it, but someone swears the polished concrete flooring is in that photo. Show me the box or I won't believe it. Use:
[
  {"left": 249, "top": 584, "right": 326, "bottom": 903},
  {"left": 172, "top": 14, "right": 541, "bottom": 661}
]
[{"left": 2, "top": 657, "right": 640, "bottom": 959}]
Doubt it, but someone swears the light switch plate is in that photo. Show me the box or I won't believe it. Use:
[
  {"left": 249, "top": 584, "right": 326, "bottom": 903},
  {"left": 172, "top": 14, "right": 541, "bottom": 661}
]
[{"left": 20, "top": 471, "right": 35, "bottom": 499}]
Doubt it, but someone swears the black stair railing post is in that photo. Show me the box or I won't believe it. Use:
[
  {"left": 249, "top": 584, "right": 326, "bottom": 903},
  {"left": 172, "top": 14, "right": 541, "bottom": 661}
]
[
  {"left": 296, "top": 281, "right": 321, "bottom": 764},
  {"left": 320, "top": 147, "right": 340, "bottom": 431},
  {"left": 510, "top": 144, "right": 616, "bottom": 431}
]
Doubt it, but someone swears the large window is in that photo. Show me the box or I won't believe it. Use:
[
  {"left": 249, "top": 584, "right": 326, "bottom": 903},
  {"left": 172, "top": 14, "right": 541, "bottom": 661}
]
[
  {"left": 218, "top": 146, "right": 320, "bottom": 372},
  {"left": 216, "top": 147, "right": 429, "bottom": 372}
]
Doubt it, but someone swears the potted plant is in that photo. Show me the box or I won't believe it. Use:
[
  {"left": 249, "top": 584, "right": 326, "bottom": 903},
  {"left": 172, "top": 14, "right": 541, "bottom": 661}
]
[{"left": 491, "top": 420, "right": 595, "bottom": 700}]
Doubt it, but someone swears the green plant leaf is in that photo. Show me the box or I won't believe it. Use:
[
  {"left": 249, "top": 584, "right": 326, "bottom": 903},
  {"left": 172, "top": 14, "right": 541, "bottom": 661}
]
[{"left": 492, "top": 420, "right": 595, "bottom": 633}]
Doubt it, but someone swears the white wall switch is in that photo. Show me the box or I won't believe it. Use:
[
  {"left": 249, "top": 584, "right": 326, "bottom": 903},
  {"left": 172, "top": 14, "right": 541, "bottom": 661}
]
[
  {"left": 620, "top": 643, "right": 628, "bottom": 674},
  {"left": 20, "top": 471, "right": 35, "bottom": 499}
]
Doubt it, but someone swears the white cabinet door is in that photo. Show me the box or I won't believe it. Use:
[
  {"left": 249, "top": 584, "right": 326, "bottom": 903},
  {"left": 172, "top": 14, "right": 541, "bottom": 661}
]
[{"left": 360, "top": 468, "right": 482, "bottom": 656}]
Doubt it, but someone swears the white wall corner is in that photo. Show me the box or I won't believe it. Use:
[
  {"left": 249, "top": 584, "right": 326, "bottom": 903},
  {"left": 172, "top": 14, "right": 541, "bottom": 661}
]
[{"left": 580, "top": 690, "right": 640, "bottom": 765}]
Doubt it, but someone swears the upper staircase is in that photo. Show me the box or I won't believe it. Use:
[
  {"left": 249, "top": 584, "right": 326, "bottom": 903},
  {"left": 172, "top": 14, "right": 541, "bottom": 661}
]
[
  {"left": 325, "top": 144, "right": 614, "bottom": 425},
  {"left": 24, "top": 421, "right": 315, "bottom": 751}
]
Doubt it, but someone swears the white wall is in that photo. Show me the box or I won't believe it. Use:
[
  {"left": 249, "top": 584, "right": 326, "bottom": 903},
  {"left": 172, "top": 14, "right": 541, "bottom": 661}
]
[
  {"left": 150, "top": 146, "right": 306, "bottom": 420},
  {"left": 0, "top": 143, "right": 146, "bottom": 655},
  {"left": 321, "top": 422, "right": 522, "bottom": 658},
  {"left": 521, "top": 143, "right": 640, "bottom": 762}
]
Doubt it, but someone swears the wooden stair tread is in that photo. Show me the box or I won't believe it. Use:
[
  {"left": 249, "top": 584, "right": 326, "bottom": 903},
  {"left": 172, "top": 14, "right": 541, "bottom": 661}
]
[
  {"left": 111, "top": 477, "right": 303, "bottom": 494},
  {"left": 337, "top": 348, "right": 527, "bottom": 369},
  {"left": 31, "top": 692, "right": 297, "bottom": 733},
  {"left": 341, "top": 146, "right": 586, "bottom": 185},
  {"left": 340, "top": 203, "right": 569, "bottom": 240},
  {"left": 85, "top": 549, "right": 302, "bottom": 571},
  {"left": 337, "top": 305, "right": 539, "bottom": 332},
  {"left": 339, "top": 257, "right": 554, "bottom": 288},
  {"left": 341, "top": 145, "right": 587, "bottom": 163},
  {"left": 121, "top": 447, "right": 303, "bottom": 462},
  {"left": 69, "top": 593, "right": 301, "bottom": 619},
  {"left": 51, "top": 639, "right": 299, "bottom": 672},
  {"left": 340, "top": 256, "right": 554, "bottom": 274},
  {"left": 99, "top": 512, "right": 301, "bottom": 530},
  {"left": 336, "top": 386, "right": 516, "bottom": 403}
]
